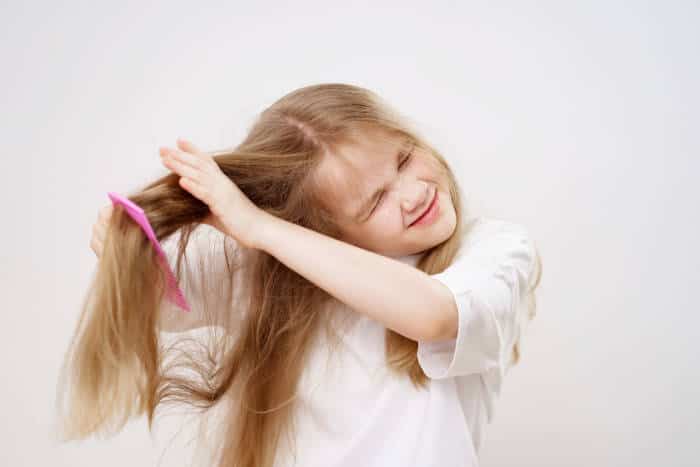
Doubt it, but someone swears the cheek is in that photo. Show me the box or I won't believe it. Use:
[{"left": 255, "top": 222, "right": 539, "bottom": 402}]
[
  {"left": 421, "top": 161, "right": 450, "bottom": 195},
  {"left": 372, "top": 206, "right": 405, "bottom": 234},
  {"left": 421, "top": 157, "right": 444, "bottom": 179}
]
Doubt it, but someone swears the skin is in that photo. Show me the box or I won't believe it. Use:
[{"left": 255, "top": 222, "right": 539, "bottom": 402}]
[
  {"left": 91, "top": 137, "right": 460, "bottom": 341},
  {"left": 315, "top": 130, "right": 458, "bottom": 257}
]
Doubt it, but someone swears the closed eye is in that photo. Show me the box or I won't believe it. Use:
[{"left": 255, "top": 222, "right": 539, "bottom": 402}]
[
  {"left": 398, "top": 153, "right": 411, "bottom": 169},
  {"left": 368, "top": 146, "right": 414, "bottom": 216}
]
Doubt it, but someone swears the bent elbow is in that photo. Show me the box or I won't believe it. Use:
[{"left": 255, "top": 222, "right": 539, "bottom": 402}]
[
  {"left": 423, "top": 283, "right": 459, "bottom": 342},
  {"left": 433, "top": 302, "right": 458, "bottom": 341}
]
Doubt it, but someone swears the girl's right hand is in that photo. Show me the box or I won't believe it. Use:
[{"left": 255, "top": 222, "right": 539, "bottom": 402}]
[
  {"left": 90, "top": 204, "right": 114, "bottom": 258},
  {"left": 160, "top": 138, "right": 268, "bottom": 250}
]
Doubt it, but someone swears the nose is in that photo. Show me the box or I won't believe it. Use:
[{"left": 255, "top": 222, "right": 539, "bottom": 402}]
[{"left": 400, "top": 181, "right": 430, "bottom": 212}]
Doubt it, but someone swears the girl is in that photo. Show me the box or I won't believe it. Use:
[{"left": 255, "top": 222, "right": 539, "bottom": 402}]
[{"left": 57, "top": 83, "right": 542, "bottom": 467}]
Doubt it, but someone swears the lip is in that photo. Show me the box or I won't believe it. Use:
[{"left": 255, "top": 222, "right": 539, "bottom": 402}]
[{"left": 409, "top": 189, "right": 439, "bottom": 227}]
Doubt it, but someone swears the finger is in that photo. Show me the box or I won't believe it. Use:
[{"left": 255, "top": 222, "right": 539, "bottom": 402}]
[
  {"left": 98, "top": 204, "right": 113, "bottom": 221},
  {"left": 95, "top": 223, "right": 106, "bottom": 242},
  {"left": 92, "top": 223, "right": 101, "bottom": 242},
  {"left": 93, "top": 217, "right": 104, "bottom": 233},
  {"left": 90, "top": 238, "right": 102, "bottom": 257},
  {"left": 160, "top": 150, "right": 202, "bottom": 180},
  {"left": 178, "top": 176, "right": 212, "bottom": 205},
  {"left": 176, "top": 138, "right": 203, "bottom": 155},
  {"left": 178, "top": 175, "right": 204, "bottom": 196},
  {"left": 160, "top": 146, "right": 202, "bottom": 170}
]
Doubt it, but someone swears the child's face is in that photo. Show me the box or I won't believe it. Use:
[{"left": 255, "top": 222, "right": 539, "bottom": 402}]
[{"left": 316, "top": 132, "right": 457, "bottom": 257}]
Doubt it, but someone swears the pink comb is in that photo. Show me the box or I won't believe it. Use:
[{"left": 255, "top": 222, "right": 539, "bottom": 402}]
[{"left": 107, "top": 192, "right": 191, "bottom": 312}]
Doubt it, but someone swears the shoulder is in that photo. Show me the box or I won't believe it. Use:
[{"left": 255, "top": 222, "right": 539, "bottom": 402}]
[
  {"left": 454, "top": 216, "right": 536, "bottom": 275},
  {"left": 464, "top": 216, "right": 530, "bottom": 243}
]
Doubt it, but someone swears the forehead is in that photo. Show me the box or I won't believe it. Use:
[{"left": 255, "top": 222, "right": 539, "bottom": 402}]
[{"left": 314, "top": 130, "right": 409, "bottom": 221}]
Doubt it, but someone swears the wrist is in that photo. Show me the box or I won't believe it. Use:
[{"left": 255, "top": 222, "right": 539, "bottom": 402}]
[{"left": 250, "top": 210, "right": 279, "bottom": 252}]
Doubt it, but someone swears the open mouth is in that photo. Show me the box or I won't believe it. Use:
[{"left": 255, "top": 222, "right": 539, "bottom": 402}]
[{"left": 409, "top": 189, "right": 438, "bottom": 227}]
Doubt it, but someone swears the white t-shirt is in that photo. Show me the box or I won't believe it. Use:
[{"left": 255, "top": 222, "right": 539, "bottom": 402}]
[{"left": 160, "top": 216, "right": 538, "bottom": 467}]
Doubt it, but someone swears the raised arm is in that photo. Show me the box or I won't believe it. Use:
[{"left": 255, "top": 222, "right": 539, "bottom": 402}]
[
  {"left": 156, "top": 139, "right": 456, "bottom": 340},
  {"left": 254, "top": 214, "right": 455, "bottom": 342}
]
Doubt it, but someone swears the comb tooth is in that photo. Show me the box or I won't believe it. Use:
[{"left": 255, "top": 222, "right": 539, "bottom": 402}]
[
  {"left": 108, "top": 191, "right": 191, "bottom": 313},
  {"left": 169, "top": 287, "right": 190, "bottom": 312},
  {"left": 162, "top": 258, "right": 191, "bottom": 311}
]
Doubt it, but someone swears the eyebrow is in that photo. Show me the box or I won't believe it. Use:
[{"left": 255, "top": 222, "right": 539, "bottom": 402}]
[{"left": 353, "top": 138, "right": 413, "bottom": 222}]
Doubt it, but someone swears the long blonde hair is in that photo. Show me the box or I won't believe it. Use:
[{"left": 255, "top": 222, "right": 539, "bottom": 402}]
[{"left": 55, "top": 83, "right": 542, "bottom": 466}]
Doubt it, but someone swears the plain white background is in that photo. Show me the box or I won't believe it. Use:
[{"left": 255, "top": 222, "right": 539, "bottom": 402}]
[{"left": 2, "top": 1, "right": 697, "bottom": 466}]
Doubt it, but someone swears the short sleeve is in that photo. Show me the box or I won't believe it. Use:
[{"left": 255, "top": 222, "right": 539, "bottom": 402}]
[
  {"left": 157, "top": 224, "right": 250, "bottom": 334},
  {"left": 416, "top": 217, "right": 537, "bottom": 379}
]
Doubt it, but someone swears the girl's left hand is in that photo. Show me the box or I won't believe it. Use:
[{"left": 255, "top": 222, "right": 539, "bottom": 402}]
[{"left": 159, "top": 138, "right": 267, "bottom": 250}]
